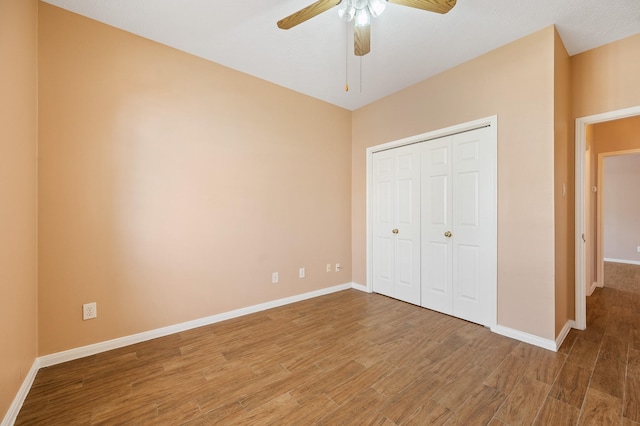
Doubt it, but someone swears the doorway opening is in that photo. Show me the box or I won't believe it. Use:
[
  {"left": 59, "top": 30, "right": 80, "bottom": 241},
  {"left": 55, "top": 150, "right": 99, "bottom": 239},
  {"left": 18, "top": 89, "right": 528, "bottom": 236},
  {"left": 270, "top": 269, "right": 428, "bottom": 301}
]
[
  {"left": 574, "top": 106, "right": 640, "bottom": 330},
  {"left": 598, "top": 150, "right": 640, "bottom": 291}
]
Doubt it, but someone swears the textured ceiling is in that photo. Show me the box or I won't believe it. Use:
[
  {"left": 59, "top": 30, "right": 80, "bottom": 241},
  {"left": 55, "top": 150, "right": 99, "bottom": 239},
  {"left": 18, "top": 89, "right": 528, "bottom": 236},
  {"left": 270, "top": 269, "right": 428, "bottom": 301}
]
[{"left": 42, "top": 0, "right": 640, "bottom": 110}]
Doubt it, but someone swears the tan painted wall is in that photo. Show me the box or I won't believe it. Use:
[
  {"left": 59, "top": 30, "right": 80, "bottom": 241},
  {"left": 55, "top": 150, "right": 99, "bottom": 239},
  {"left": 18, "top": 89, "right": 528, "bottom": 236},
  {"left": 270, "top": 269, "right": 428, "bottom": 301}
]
[
  {"left": 553, "top": 29, "right": 574, "bottom": 335},
  {"left": 589, "top": 116, "right": 640, "bottom": 280},
  {"left": 15, "top": 1, "right": 639, "bottom": 371},
  {"left": 352, "top": 27, "right": 557, "bottom": 339},
  {"left": 572, "top": 33, "right": 640, "bottom": 119},
  {"left": 38, "top": 4, "right": 352, "bottom": 355},
  {"left": 573, "top": 33, "right": 640, "bottom": 291},
  {"left": 593, "top": 115, "right": 640, "bottom": 155},
  {"left": 0, "top": 0, "right": 39, "bottom": 418},
  {"left": 603, "top": 154, "right": 640, "bottom": 262},
  {"left": 593, "top": 116, "right": 640, "bottom": 211}
]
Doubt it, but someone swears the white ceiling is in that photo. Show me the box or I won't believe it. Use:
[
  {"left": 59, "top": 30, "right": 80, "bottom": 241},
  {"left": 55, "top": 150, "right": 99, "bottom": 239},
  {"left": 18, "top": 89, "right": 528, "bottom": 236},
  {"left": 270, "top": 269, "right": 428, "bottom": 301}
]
[{"left": 42, "top": 0, "right": 640, "bottom": 110}]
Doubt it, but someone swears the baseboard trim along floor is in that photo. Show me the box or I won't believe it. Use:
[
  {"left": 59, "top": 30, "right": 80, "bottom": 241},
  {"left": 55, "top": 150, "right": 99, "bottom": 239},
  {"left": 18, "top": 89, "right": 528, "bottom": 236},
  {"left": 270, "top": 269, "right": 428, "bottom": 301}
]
[{"left": 5, "top": 282, "right": 570, "bottom": 425}]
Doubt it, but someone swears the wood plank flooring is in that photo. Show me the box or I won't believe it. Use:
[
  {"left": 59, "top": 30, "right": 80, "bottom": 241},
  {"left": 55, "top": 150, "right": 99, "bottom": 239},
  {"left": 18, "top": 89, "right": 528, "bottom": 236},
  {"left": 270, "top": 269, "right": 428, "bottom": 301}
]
[{"left": 16, "top": 286, "right": 640, "bottom": 425}]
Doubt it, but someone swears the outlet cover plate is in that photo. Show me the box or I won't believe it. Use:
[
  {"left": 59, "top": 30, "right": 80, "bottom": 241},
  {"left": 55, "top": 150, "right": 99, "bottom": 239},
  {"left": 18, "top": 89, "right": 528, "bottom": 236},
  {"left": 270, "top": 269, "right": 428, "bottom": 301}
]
[{"left": 83, "top": 302, "right": 97, "bottom": 320}]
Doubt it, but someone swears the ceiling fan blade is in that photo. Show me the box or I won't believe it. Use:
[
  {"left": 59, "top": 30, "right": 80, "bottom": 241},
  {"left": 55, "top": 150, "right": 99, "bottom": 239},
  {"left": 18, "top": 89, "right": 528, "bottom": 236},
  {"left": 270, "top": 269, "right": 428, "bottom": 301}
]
[
  {"left": 388, "top": 0, "right": 456, "bottom": 14},
  {"left": 277, "top": 0, "right": 342, "bottom": 29},
  {"left": 354, "top": 24, "right": 371, "bottom": 56}
]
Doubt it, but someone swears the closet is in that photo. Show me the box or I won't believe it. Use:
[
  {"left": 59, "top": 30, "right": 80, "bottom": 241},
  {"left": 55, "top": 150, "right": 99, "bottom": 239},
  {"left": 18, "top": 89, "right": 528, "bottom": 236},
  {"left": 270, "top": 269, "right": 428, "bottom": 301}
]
[{"left": 371, "top": 125, "right": 496, "bottom": 326}]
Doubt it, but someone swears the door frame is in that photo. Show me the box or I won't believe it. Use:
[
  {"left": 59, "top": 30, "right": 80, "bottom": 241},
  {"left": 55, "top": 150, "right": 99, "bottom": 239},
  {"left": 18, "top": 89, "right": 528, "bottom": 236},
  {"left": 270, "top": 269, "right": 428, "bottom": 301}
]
[
  {"left": 366, "top": 115, "right": 498, "bottom": 327},
  {"left": 574, "top": 105, "right": 640, "bottom": 330}
]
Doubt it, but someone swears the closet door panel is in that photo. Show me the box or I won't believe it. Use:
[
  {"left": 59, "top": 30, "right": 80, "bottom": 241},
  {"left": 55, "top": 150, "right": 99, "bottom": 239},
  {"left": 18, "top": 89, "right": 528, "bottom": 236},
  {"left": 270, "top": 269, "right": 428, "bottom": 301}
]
[
  {"left": 372, "top": 151, "right": 396, "bottom": 298},
  {"left": 451, "top": 128, "right": 493, "bottom": 325},
  {"left": 394, "top": 145, "right": 421, "bottom": 305},
  {"left": 372, "top": 145, "right": 421, "bottom": 305},
  {"left": 456, "top": 244, "right": 480, "bottom": 301},
  {"left": 421, "top": 137, "right": 453, "bottom": 313}
]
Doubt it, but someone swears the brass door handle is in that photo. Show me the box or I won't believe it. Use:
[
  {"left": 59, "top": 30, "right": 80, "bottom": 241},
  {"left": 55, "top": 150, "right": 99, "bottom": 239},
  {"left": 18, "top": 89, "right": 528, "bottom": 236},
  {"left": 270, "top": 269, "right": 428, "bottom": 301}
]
[
  {"left": 392, "top": 229, "right": 399, "bottom": 234},
  {"left": 444, "top": 231, "right": 452, "bottom": 238}
]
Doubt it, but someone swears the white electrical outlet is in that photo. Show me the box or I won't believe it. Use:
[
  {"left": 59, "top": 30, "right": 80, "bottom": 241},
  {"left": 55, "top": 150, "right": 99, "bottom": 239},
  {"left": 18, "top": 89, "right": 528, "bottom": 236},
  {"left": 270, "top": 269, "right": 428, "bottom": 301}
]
[
  {"left": 299, "top": 267, "right": 305, "bottom": 278},
  {"left": 326, "top": 263, "right": 331, "bottom": 273},
  {"left": 83, "top": 302, "right": 97, "bottom": 320},
  {"left": 637, "top": 246, "right": 640, "bottom": 253},
  {"left": 272, "top": 272, "right": 279, "bottom": 284},
  {"left": 335, "top": 263, "right": 341, "bottom": 272}
]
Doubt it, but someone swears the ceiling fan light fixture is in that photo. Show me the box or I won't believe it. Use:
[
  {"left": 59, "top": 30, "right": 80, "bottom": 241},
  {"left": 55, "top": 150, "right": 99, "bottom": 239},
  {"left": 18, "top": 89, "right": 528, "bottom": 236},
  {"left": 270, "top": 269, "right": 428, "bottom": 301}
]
[
  {"left": 368, "top": 0, "right": 386, "bottom": 17},
  {"left": 337, "top": 0, "right": 356, "bottom": 21},
  {"left": 354, "top": 7, "right": 370, "bottom": 27},
  {"left": 353, "top": 0, "right": 369, "bottom": 10},
  {"left": 278, "top": 0, "right": 457, "bottom": 59}
]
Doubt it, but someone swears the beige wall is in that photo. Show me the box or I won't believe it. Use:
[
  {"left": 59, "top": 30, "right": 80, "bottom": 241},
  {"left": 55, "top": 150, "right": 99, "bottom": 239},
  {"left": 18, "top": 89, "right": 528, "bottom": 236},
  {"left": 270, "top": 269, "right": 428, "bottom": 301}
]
[
  {"left": 573, "top": 33, "right": 640, "bottom": 289},
  {"left": 38, "top": 4, "right": 352, "bottom": 355},
  {"left": 553, "top": 29, "right": 574, "bottom": 335},
  {"left": 572, "top": 33, "right": 640, "bottom": 119},
  {"left": 589, "top": 116, "right": 640, "bottom": 279},
  {"left": 603, "top": 154, "right": 640, "bottom": 262},
  {"left": 593, "top": 115, "right": 640, "bottom": 155},
  {"left": 352, "top": 27, "right": 558, "bottom": 339},
  {"left": 2, "top": 1, "right": 639, "bottom": 415},
  {"left": 0, "top": 0, "right": 39, "bottom": 418}
]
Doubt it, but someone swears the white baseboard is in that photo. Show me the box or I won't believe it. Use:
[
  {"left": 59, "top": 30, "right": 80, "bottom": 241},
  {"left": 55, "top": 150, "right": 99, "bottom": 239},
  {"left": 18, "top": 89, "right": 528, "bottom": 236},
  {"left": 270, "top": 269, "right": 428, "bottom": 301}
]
[
  {"left": 1, "top": 358, "right": 40, "bottom": 426},
  {"left": 491, "top": 324, "right": 557, "bottom": 352},
  {"left": 7, "top": 283, "right": 570, "bottom": 425},
  {"left": 555, "top": 320, "right": 575, "bottom": 351},
  {"left": 351, "top": 283, "right": 369, "bottom": 293},
  {"left": 39, "top": 282, "right": 354, "bottom": 368},
  {"left": 495, "top": 321, "right": 575, "bottom": 352},
  {"left": 5, "top": 283, "right": 356, "bottom": 424},
  {"left": 588, "top": 281, "right": 598, "bottom": 296},
  {"left": 604, "top": 258, "right": 640, "bottom": 266}
]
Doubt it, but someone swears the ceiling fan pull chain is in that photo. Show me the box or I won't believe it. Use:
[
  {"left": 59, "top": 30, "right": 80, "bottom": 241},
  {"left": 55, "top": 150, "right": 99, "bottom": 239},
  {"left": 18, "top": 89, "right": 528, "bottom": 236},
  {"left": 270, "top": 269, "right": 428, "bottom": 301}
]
[
  {"left": 345, "top": 19, "right": 349, "bottom": 91},
  {"left": 360, "top": 56, "right": 363, "bottom": 93}
]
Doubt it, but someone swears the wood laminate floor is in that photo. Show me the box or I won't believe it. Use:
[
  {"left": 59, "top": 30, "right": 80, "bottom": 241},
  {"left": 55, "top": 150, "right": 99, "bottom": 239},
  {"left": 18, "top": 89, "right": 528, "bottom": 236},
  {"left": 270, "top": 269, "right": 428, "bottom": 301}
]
[{"left": 16, "top": 287, "right": 640, "bottom": 425}]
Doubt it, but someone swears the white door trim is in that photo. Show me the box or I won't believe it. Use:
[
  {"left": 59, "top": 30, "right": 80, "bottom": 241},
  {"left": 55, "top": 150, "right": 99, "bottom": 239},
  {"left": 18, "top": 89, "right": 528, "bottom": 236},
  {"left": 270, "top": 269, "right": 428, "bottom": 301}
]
[
  {"left": 366, "top": 115, "right": 498, "bottom": 328},
  {"left": 574, "top": 106, "right": 640, "bottom": 330}
]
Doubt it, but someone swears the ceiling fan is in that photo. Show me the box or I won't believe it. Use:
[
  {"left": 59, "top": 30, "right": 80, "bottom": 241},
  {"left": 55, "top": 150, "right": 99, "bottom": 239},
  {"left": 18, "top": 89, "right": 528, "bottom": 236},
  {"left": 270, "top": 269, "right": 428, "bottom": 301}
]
[{"left": 277, "top": 0, "right": 457, "bottom": 56}]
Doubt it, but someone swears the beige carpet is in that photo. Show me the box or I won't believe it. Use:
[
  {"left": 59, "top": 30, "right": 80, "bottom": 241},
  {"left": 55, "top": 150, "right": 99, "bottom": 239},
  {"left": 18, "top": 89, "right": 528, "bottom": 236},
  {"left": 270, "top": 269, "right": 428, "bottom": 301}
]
[{"left": 604, "top": 261, "right": 640, "bottom": 294}]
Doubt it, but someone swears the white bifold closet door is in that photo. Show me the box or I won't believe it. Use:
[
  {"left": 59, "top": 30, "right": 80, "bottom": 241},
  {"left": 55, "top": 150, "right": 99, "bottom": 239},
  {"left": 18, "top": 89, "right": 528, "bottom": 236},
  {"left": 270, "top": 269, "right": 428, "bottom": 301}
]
[
  {"left": 372, "top": 144, "right": 421, "bottom": 306},
  {"left": 421, "top": 127, "right": 494, "bottom": 326}
]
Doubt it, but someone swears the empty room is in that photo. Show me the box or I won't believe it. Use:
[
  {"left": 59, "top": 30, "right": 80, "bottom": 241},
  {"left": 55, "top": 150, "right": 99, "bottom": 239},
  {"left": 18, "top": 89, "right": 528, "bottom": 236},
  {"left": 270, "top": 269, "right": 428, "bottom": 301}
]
[{"left": 2, "top": 0, "right": 640, "bottom": 424}]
